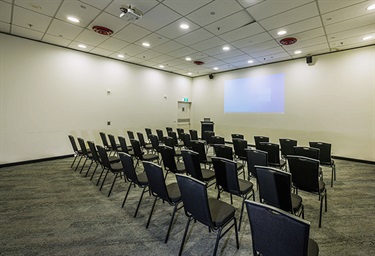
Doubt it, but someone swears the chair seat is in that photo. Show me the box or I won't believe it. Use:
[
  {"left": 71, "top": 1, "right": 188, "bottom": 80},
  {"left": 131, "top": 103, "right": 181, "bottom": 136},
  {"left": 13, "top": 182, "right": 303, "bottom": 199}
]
[
  {"left": 110, "top": 162, "right": 123, "bottom": 172},
  {"left": 176, "top": 162, "right": 186, "bottom": 173},
  {"left": 109, "top": 155, "right": 120, "bottom": 163},
  {"left": 236, "top": 162, "right": 244, "bottom": 171},
  {"left": 201, "top": 168, "right": 215, "bottom": 181},
  {"left": 208, "top": 198, "right": 236, "bottom": 227},
  {"left": 166, "top": 182, "right": 181, "bottom": 202},
  {"left": 143, "top": 153, "right": 159, "bottom": 162},
  {"left": 137, "top": 172, "right": 148, "bottom": 185},
  {"left": 308, "top": 238, "right": 319, "bottom": 256},
  {"left": 238, "top": 179, "right": 253, "bottom": 194},
  {"left": 291, "top": 193, "right": 303, "bottom": 212}
]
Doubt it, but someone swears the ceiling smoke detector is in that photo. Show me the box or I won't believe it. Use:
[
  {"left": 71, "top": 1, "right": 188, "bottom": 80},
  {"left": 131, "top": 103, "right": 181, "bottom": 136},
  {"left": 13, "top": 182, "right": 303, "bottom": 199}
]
[
  {"left": 119, "top": 5, "right": 143, "bottom": 22},
  {"left": 92, "top": 26, "right": 113, "bottom": 35},
  {"left": 279, "top": 37, "right": 297, "bottom": 45}
]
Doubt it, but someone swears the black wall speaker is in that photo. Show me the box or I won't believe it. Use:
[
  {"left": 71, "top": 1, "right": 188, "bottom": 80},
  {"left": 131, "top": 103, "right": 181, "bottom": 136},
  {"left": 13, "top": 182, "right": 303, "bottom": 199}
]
[
  {"left": 209, "top": 74, "right": 214, "bottom": 79},
  {"left": 306, "top": 56, "right": 313, "bottom": 64}
]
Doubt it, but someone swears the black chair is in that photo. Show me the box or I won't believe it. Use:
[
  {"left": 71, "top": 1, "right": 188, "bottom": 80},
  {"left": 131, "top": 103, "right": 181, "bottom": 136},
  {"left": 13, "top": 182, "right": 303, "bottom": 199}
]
[
  {"left": 181, "top": 133, "right": 192, "bottom": 149},
  {"left": 176, "top": 174, "right": 239, "bottom": 256},
  {"left": 68, "top": 135, "right": 83, "bottom": 170},
  {"left": 166, "top": 127, "right": 173, "bottom": 133},
  {"left": 149, "top": 134, "right": 161, "bottom": 155},
  {"left": 156, "top": 129, "right": 165, "bottom": 143},
  {"left": 212, "top": 157, "right": 255, "bottom": 231},
  {"left": 233, "top": 138, "right": 248, "bottom": 164},
  {"left": 245, "top": 148, "right": 268, "bottom": 191},
  {"left": 181, "top": 149, "right": 215, "bottom": 186},
  {"left": 77, "top": 137, "right": 93, "bottom": 174},
  {"left": 159, "top": 145, "right": 185, "bottom": 179},
  {"left": 176, "top": 128, "right": 184, "bottom": 141},
  {"left": 254, "top": 136, "right": 269, "bottom": 149},
  {"left": 231, "top": 133, "right": 244, "bottom": 140},
  {"left": 189, "top": 129, "right": 199, "bottom": 140},
  {"left": 99, "top": 132, "right": 111, "bottom": 152},
  {"left": 108, "top": 134, "right": 121, "bottom": 155},
  {"left": 245, "top": 201, "right": 319, "bottom": 256},
  {"left": 190, "top": 140, "right": 212, "bottom": 169},
  {"left": 164, "top": 136, "right": 182, "bottom": 158},
  {"left": 213, "top": 144, "right": 245, "bottom": 179},
  {"left": 211, "top": 135, "right": 225, "bottom": 145},
  {"left": 119, "top": 152, "right": 148, "bottom": 217},
  {"left": 287, "top": 155, "right": 327, "bottom": 228},
  {"left": 127, "top": 130, "right": 135, "bottom": 142},
  {"left": 145, "top": 128, "right": 152, "bottom": 141},
  {"left": 258, "top": 142, "right": 286, "bottom": 170},
  {"left": 118, "top": 136, "right": 133, "bottom": 156},
  {"left": 204, "top": 130, "right": 215, "bottom": 150},
  {"left": 294, "top": 146, "right": 320, "bottom": 160},
  {"left": 97, "top": 145, "right": 123, "bottom": 197},
  {"left": 280, "top": 138, "right": 298, "bottom": 159},
  {"left": 137, "top": 132, "right": 153, "bottom": 153},
  {"left": 309, "top": 142, "right": 336, "bottom": 187},
  {"left": 168, "top": 130, "right": 184, "bottom": 148},
  {"left": 143, "top": 161, "right": 183, "bottom": 243},
  {"left": 130, "top": 139, "right": 159, "bottom": 168},
  {"left": 255, "top": 166, "right": 304, "bottom": 218},
  {"left": 86, "top": 141, "right": 102, "bottom": 179}
]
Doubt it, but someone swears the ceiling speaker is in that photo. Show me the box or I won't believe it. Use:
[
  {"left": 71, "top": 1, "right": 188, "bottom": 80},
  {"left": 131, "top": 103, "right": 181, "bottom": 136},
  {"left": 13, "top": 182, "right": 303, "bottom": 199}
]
[
  {"left": 306, "top": 56, "right": 313, "bottom": 64},
  {"left": 209, "top": 74, "right": 214, "bottom": 79}
]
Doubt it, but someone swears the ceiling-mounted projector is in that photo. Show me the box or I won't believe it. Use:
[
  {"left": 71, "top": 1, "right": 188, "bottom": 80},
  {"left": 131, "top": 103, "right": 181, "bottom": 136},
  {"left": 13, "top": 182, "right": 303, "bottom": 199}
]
[{"left": 119, "top": 5, "right": 143, "bottom": 22}]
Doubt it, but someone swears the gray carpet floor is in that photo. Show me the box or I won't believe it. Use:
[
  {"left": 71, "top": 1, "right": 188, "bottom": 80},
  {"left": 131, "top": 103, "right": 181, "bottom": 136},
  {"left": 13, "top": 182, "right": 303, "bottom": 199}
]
[{"left": 0, "top": 157, "right": 374, "bottom": 255}]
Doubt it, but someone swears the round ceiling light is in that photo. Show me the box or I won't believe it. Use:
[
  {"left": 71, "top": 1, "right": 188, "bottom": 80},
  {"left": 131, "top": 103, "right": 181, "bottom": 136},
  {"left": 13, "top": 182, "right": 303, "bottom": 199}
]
[
  {"left": 92, "top": 26, "right": 113, "bottom": 35},
  {"left": 193, "top": 60, "right": 204, "bottom": 65},
  {"left": 279, "top": 37, "right": 297, "bottom": 45}
]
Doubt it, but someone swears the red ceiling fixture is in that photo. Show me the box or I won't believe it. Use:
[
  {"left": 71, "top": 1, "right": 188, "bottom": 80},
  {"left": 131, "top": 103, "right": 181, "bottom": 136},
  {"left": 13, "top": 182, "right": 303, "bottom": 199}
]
[
  {"left": 193, "top": 60, "right": 204, "bottom": 65},
  {"left": 92, "top": 26, "right": 113, "bottom": 35},
  {"left": 279, "top": 37, "right": 297, "bottom": 45}
]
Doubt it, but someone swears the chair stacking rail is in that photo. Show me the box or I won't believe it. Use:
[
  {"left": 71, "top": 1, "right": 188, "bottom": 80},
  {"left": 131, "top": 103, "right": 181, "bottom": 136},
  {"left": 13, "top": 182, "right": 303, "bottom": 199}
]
[
  {"left": 119, "top": 152, "right": 148, "bottom": 217},
  {"left": 309, "top": 142, "right": 336, "bottom": 187},
  {"left": 181, "top": 149, "right": 215, "bottom": 186},
  {"left": 143, "top": 161, "right": 183, "bottom": 243},
  {"left": 176, "top": 174, "right": 239, "bottom": 256},
  {"left": 96, "top": 145, "right": 123, "bottom": 197},
  {"left": 68, "top": 135, "right": 83, "bottom": 170},
  {"left": 159, "top": 145, "right": 185, "bottom": 179},
  {"left": 255, "top": 166, "right": 304, "bottom": 218},
  {"left": 258, "top": 142, "right": 286, "bottom": 170},
  {"left": 287, "top": 155, "right": 328, "bottom": 228},
  {"left": 211, "top": 157, "right": 255, "bottom": 231},
  {"left": 245, "top": 201, "right": 319, "bottom": 256}
]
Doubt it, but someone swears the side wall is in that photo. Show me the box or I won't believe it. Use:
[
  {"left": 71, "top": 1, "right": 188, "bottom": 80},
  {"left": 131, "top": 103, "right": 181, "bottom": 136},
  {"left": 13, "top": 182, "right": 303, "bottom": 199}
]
[
  {"left": 0, "top": 34, "right": 192, "bottom": 164},
  {"left": 191, "top": 46, "right": 375, "bottom": 161}
]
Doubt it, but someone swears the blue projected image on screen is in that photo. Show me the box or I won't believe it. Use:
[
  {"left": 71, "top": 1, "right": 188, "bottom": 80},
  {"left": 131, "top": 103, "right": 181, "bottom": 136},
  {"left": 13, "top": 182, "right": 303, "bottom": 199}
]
[{"left": 224, "top": 73, "right": 285, "bottom": 113}]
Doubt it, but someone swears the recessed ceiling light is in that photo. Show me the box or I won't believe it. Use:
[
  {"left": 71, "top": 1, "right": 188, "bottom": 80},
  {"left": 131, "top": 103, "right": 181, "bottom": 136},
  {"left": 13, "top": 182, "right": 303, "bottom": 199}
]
[
  {"left": 213, "top": 67, "right": 218, "bottom": 70},
  {"left": 367, "top": 4, "right": 375, "bottom": 10},
  {"left": 117, "top": 54, "right": 125, "bottom": 58},
  {"left": 188, "top": 72, "right": 192, "bottom": 75},
  {"left": 223, "top": 46, "right": 230, "bottom": 51},
  {"left": 142, "top": 42, "right": 150, "bottom": 47},
  {"left": 67, "top": 16, "right": 80, "bottom": 23},
  {"left": 294, "top": 50, "right": 302, "bottom": 54},
  {"left": 362, "top": 36, "right": 373, "bottom": 41},
  {"left": 180, "top": 24, "right": 189, "bottom": 29},
  {"left": 277, "top": 30, "right": 287, "bottom": 35},
  {"left": 78, "top": 44, "right": 86, "bottom": 49},
  {"left": 185, "top": 57, "right": 192, "bottom": 61},
  {"left": 159, "top": 65, "right": 165, "bottom": 68},
  {"left": 248, "top": 60, "right": 254, "bottom": 64}
]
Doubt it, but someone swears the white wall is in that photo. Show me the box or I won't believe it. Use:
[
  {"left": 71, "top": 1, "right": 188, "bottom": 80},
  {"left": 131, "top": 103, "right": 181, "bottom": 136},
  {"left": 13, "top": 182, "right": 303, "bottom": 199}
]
[
  {"left": 0, "top": 34, "right": 192, "bottom": 164},
  {"left": 191, "top": 46, "right": 375, "bottom": 161}
]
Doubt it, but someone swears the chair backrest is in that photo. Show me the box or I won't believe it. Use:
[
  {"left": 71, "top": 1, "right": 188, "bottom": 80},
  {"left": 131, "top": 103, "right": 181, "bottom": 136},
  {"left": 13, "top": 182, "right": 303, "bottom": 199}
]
[
  {"left": 164, "top": 136, "right": 175, "bottom": 151},
  {"left": 287, "top": 155, "right": 320, "bottom": 192},
  {"left": 166, "top": 127, "right": 173, "bottom": 133},
  {"left": 150, "top": 134, "right": 160, "bottom": 153},
  {"left": 168, "top": 131, "right": 179, "bottom": 146},
  {"left": 233, "top": 138, "right": 248, "bottom": 159},
  {"left": 176, "top": 174, "right": 213, "bottom": 226},
  {"left": 231, "top": 134, "right": 244, "bottom": 140},
  {"left": 294, "top": 146, "right": 320, "bottom": 160},
  {"left": 99, "top": 132, "right": 109, "bottom": 148},
  {"left": 156, "top": 129, "right": 164, "bottom": 142},
  {"left": 97, "top": 145, "right": 111, "bottom": 169},
  {"left": 204, "top": 130, "right": 215, "bottom": 145},
  {"left": 160, "top": 145, "right": 178, "bottom": 172},
  {"left": 309, "top": 142, "right": 332, "bottom": 164},
  {"left": 77, "top": 137, "right": 89, "bottom": 156},
  {"left": 68, "top": 135, "right": 79, "bottom": 153},
  {"left": 118, "top": 136, "right": 130, "bottom": 154},
  {"left": 258, "top": 142, "right": 281, "bottom": 166},
  {"left": 137, "top": 132, "right": 147, "bottom": 147},
  {"left": 211, "top": 135, "right": 225, "bottom": 145},
  {"left": 279, "top": 138, "right": 297, "bottom": 157},
  {"left": 130, "top": 139, "right": 144, "bottom": 160},
  {"left": 145, "top": 128, "right": 152, "bottom": 140},
  {"left": 181, "top": 133, "right": 191, "bottom": 149},
  {"left": 143, "top": 161, "right": 171, "bottom": 202},
  {"left": 212, "top": 157, "right": 240, "bottom": 195},
  {"left": 181, "top": 149, "right": 203, "bottom": 180},
  {"left": 255, "top": 166, "right": 293, "bottom": 213},
  {"left": 190, "top": 140, "right": 208, "bottom": 164},
  {"left": 245, "top": 148, "right": 268, "bottom": 179},
  {"left": 189, "top": 129, "right": 199, "bottom": 140},
  {"left": 176, "top": 128, "right": 184, "bottom": 140},
  {"left": 245, "top": 201, "right": 311, "bottom": 256},
  {"left": 108, "top": 134, "right": 118, "bottom": 152},
  {"left": 213, "top": 144, "right": 234, "bottom": 160},
  {"left": 127, "top": 131, "right": 135, "bottom": 141},
  {"left": 87, "top": 141, "right": 100, "bottom": 163},
  {"left": 254, "top": 136, "right": 269, "bottom": 149},
  {"left": 119, "top": 152, "right": 138, "bottom": 183}
]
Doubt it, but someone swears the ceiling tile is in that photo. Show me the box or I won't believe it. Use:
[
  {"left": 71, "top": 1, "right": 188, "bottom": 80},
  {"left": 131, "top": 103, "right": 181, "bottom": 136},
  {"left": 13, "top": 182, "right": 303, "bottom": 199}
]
[
  {"left": 322, "top": 1, "right": 375, "bottom": 25},
  {"left": 190, "top": 37, "right": 227, "bottom": 51},
  {"left": 42, "top": 34, "right": 71, "bottom": 47},
  {"left": 46, "top": 19, "right": 84, "bottom": 40},
  {"left": 236, "top": 0, "right": 265, "bottom": 8},
  {"left": 174, "top": 28, "right": 215, "bottom": 46},
  {"left": 97, "top": 37, "right": 129, "bottom": 51},
  {"left": 11, "top": 24, "right": 44, "bottom": 40},
  {"left": 318, "top": 0, "right": 366, "bottom": 14},
  {"left": 14, "top": 0, "right": 62, "bottom": 16},
  {"left": 120, "top": 44, "right": 147, "bottom": 57},
  {"left": 12, "top": 6, "right": 53, "bottom": 32},
  {"left": 328, "top": 24, "right": 375, "bottom": 42},
  {"left": 148, "top": 54, "right": 176, "bottom": 63},
  {"left": 268, "top": 17, "right": 323, "bottom": 40},
  {"left": 162, "top": 0, "right": 213, "bottom": 15},
  {"left": 88, "top": 12, "right": 126, "bottom": 35},
  {"left": 231, "top": 32, "right": 273, "bottom": 48},
  {"left": 113, "top": 24, "right": 151, "bottom": 43},
  {"left": 134, "top": 32, "right": 170, "bottom": 47},
  {"left": 218, "top": 22, "right": 265, "bottom": 42},
  {"left": 134, "top": 4, "right": 181, "bottom": 31},
  {"left": 152, "top": 40, "right": 185, "bottom": 54},
  {"left": 75, "top": 29, "right": 109, "bottom": 45},
  {"left": 249, "top": 46, "right": 286, "bottom": 58},
  {"left": 155, "top": 18, "right": 200, "bottom": 39},
  {"left": 213, "top": 49, "right": 245, "bottom": 60},
  {"left": 204, "top": 10, "right": 254, "bottom": 35},
  {"left": 0, "top": 21, "right": 11, "bottom": 33},
  {"left": 134, "top": 49, "right": 162, "bottom": 60},
  {"left": 79, "top": 0, "right": 113, "bottom": 10},
  {"left": 286, "top": 43, "right": 330, "bottom": 57},
  {"left": 167, "top": 47, "right": 198, "bottom": 58},
  {"left": 0, "top": 1, "right": 12, "bottom": 23},
  {"left": 55, "top": 0, "right": 101, "bottom": 27},
  {"left": 90, "top": 47, "right": 114, "bottom": 56},
  {"left": 68, "top": 41, "right": 95, "bottom": 51},
  {"left": 325, "top": 14, "right": 375, "bottom": 34},
  {"left": 241, "top": 40, "right": 281, "bottom": 54},
  {"left": 282, "top": 36, "right": 328, "bottom": 50}
]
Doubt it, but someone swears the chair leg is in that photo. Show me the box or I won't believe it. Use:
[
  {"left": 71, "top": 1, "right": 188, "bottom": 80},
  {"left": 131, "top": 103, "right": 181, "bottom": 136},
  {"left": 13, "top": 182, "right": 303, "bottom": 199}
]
[
  {"left": 238, "top": 198, "right": 245, "bottom": 232},
  {"left": 213, "top": 227, "right": 223, "bottom": 255},
  {"left": 146, "top": 197, "right": 158, "bottom": 228},
  {"left": 134, "top": 186, "right": 147, "bottom": 218},
  {"left": 107, "top": 173, "right": 118, "bottom": 197},
  {"left": 90, "top": 165, "right": 99, "bottom": 180},
  {"left": 122, "top": 182, "right": 133, "bottom": 208},
  {"left": 79, "top": 158, "right": 88, "bottom": 174},
  {"left": 71, "top": 155, "right": 78, "bottom": 168},
  {"left": 325, "top": 189, "right": 328, "bottom": 212},
  {"left": 96, "top": 167, "right": 105, "bottom": 186},
  {"left": 164, "top": 204, "right": 178, "bottom": 243},
  {"left": 84, "top": 161, "right": 93, "bottom": 177},
  {"left": 100, "top": 170, "right": 109, "bottom": 191},
  {"left": 179, "top": 217, "right": 192, "bottom": 256},
  {"left": 74, "top": 157, "right": 83, "bottom": 171},
  {"left": 319, "top": 193, "right": 324, "bottom": 228},
  {"left": 234, "top": 218, "right": 239, "bottom": 249},
  {"left": 331, "top": 166, "right": 334, "bottom": 187}
]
